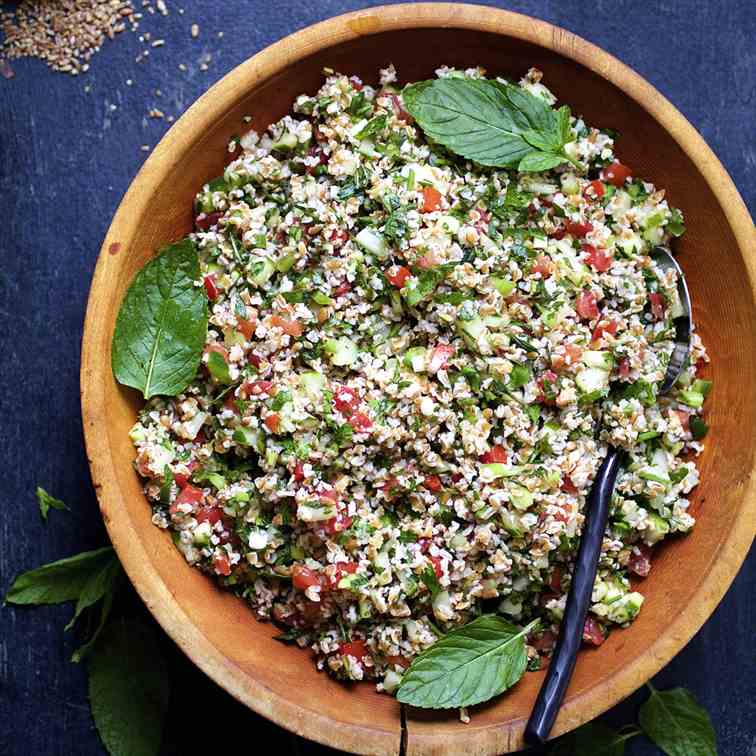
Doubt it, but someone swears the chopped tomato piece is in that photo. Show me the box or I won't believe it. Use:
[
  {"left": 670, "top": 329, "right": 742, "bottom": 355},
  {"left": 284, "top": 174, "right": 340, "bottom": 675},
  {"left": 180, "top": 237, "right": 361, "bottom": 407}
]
[
  {"left": 390, "top": 94, "right": 413, "bottom": 124},
  {"left": 386, "top": 265, "right": 412, "bottom": 288},
  {"left": 248, "top": 353, "right": 262, "bottom": 368},
  {"left": 537, "top": 370, "right": 559, "bottom": 405},
  {"left": 428, "top": 344, "right": 455, "bottom": 373},
  {"left": 170, "top": 484, "right": 203, "bottom": 515},
  {"left": 242, "top": 379, "right": 275, "bottom": 398},
  {"left": 564, "top": 220, "right": 593, "bottom": 238},
  {"left": 583, "top": 244, "right": 613, "bottom": 272},
  {"left": 422, "top": 475, "right": 443, "bottom": 493},
  {"left": 576, "top": 290, "right": 599, "bottom": 321},
  {"left": 292, "top": 564, "right": 323, "bottom": 591},
  {"left": 349, "top": 412, "right": 373, "bottom": 432},
  {"left": 649, "top": 292, "right": 666, "bottom": 321},
  {"left": 592, "top": 319, "right": 618, "bottom": 343},
  {"left": 550, "top": 226, "right": 566, "bottom": 240},
  {"left": 264, "top": 413, "right": 280, "bottom": 433},
  {"left": 561, "top": 476, "right": 579, "bottom": 495},
  {"left": 532, "top": 254, "right": 554, "bottom": 277},
  {"left": 319, "top": 512, "right": 353, "bottom": 536},
  {"left": 339, "top": 639, "right": 368, "bottom": 660},
  {"left": 213, "top": 553, "right": 231, "bottom": 576},
  {"left": 417, "top": 537, "right": 431, "bottom": 553},
  {"left": 583, "top": 617, "right": 606, "bottom": 646},
  {"left": 618, "top": 358, "right": 631, "bottom": 380},
  {"left": 386, "top": 654, "right": 410, "bottom": 668},
  {"left": 601, "top": 161, "right": 632, "bottom": 187},
  {"left": 349, "top": 76, "right": 363, "bottom": 91},
  {"left": 319, "top": 487, "right": 340, "bottom": 504},
  {"left": 334, "top": 386, "right": 360, "bottom": 416},
  {"left": 584, "top": 180, "right": 605, "bottom": 199},
  {"left": 196, "top": 504, "right": 223, "bottom": 526},
  {"left": 195, "top": 211, "right": 223, "bottom": 231},
  {"left": 551, "top": 343, "right": 583, "bottom": 371},
  {"left": 628, "top": 544, "right": 652, "bottom": 577},
  {"left": 480, "top": 445, "right": 508, "bottom": 464},
  {"left": 333, "top": 280, "right": 352, "bottom": 296},
  {"left": 237, "top": 317, "right": 255, "bottom": 340},
  {"left": 269, "top": 315, "right": 303, "bottom": 337},
  {"left": 421, "top": 186, "right": 442, "bottom": 213},
  {"left": 428, "top": 555, "right": 443, "bottom": 578},
  {"left": 330, "top": 560, "right": 358, "bottom": 588},
  {"left": 204, "top": 275, "right": 219, "bottom": 301},
  {"left": 549, "top": 568, "right": 563, "bottom": 593},
  {"left": 330, "top": 229, "right": 349, "bottom": 248},
  {"left": 174, "top": 461, "right": 197, "bottom": 488},
  {"left": 293, "top": 461, "right": 305, "bottom": 482}
]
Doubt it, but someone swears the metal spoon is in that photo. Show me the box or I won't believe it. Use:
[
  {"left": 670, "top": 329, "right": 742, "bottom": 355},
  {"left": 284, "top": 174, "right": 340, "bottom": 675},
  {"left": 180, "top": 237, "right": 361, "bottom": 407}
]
[{"left": 524, "top": 246, "right": 692, "bottom": 746}]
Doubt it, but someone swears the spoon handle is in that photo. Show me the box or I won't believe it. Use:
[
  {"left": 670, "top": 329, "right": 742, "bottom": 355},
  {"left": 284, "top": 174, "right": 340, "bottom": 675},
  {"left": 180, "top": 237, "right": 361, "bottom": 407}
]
[{"left": 524, "top": 446, "right": 624, "bottom": 746}]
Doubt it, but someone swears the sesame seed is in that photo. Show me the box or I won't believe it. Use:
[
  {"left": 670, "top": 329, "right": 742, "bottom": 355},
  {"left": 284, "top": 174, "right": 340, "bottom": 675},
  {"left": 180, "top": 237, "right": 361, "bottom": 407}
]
[{"left": 190, "top": 23, "right": 198, "bottom": 38}]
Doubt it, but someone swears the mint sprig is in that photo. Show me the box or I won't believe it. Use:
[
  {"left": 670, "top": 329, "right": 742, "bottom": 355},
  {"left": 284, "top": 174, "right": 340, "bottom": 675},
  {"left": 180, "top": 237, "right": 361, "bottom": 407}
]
[
  {"left": 401, "top": 77, "right": 576, "bottom": 172},
  {"left": 396, "top": 615, "right": 539, "bottom": 708}
]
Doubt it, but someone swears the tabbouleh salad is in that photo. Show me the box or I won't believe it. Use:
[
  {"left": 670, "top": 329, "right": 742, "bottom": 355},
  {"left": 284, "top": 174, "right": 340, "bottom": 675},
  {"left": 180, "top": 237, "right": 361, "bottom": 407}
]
[{"left": 127, "top": 65, "right": 710, "bottom": 695}]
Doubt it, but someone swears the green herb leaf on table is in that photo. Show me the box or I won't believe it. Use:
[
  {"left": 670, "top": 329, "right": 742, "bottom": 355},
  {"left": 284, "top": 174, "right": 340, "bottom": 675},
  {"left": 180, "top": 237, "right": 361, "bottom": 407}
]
[
  {"left": 396, "top": 614, "right": 538, "bottom": 709},
  {"left": 401, "top": 78, "right": 573, "bottom": 172},
  {"left": 549, "top": 721, "right": 639, "bottom": 755},
  {"left": 36, "top": 486, "right": 68, "bottom": 521},
  {"left": 111, "top": 238, "right": 208, "bottom": 399},
  {"left": 88, "top": 617, "right": 171, "bottom": 756},
  {"left": 5, "top": 547, "right": 117, "bottom": 607},
  {"left": 639, "top": 684, "right": 717, "bottom": 756},
  {"left": 64, "top": 551, "right": 122, "bottom": 632}
]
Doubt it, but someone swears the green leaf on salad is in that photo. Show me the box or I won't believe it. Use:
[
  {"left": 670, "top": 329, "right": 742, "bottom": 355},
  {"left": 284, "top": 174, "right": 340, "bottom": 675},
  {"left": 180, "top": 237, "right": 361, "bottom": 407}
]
[
  {"left": 396, "top": 615, "right": 538, "bottom": 709},
  {"left": 37, "top": 486, "right": 68, "bottom": 521},
  {"left": 402, "top": 78, "right": 571, "bottom": 172},
  {"left": 88, "top": 618, "right": 171, "bottom": 756},
  {"left": 111, "top": 238, "right": 208, "bottom": 399},
  {"left": 639, "top": 685, "right": 717, "bottom": 756}
]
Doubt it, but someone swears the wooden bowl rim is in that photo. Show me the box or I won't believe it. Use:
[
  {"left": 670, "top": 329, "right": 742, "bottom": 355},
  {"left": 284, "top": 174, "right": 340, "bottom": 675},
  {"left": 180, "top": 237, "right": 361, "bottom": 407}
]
[{"left": 81, "top": 4, "right": 756, "bottom": 754}]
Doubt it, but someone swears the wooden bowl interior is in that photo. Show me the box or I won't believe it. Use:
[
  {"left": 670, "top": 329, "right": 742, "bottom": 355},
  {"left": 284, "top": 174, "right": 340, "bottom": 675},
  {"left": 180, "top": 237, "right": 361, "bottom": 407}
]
[{"left": 83, "top": 20, "right": 756, "bottom": 756}]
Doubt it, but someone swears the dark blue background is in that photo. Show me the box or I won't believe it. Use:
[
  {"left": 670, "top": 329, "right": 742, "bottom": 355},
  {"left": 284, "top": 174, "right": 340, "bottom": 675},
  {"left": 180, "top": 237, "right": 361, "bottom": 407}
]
[{"left": 1, "top": 2, "right": 753, "bottom": 754}]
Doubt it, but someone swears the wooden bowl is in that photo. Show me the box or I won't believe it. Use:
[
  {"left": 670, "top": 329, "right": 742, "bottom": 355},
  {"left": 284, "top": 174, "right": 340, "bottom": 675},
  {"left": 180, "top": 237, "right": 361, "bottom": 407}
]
[{"left": 81, "top": 5, "right": 756, "bottom": 754}]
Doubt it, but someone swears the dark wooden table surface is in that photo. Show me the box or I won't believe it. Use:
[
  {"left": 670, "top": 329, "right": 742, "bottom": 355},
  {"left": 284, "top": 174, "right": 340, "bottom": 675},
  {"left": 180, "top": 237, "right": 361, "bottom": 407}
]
[{"left": 1, "top": 2, "right": 753, "bottom": 754}]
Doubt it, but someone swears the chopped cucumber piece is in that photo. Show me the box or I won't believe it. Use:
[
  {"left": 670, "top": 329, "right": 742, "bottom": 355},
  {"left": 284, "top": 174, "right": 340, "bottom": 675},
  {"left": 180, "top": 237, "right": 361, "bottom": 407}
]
[
  {"left": 576, "top": 367, "right": 610, "bottom": 394},
  {"left": 491, "top": 277, "right": 516, "bottom": 297},
  {"left": 479, "top": 463, "right": 526, "bottom": 480},
  {"left": 271, "top": 132, "right": 298, "bottom": 152},
  {"left": 355, "top": 227, "right": 388, "bottom": 258},
  {"left": 324, "top": 337, "right": 359, "bottom": 366},
  {"left": 644, "top": 512, "right": 670, "bottom": 544},
  {"left": 582, "top": 350, "right": 614, "bottom": 370},
  {"left": 403, "top": 346, "right": 427, "bottom": 372},
  {"left": 248, "top": 258, "right": 275, "bottom": 287}
]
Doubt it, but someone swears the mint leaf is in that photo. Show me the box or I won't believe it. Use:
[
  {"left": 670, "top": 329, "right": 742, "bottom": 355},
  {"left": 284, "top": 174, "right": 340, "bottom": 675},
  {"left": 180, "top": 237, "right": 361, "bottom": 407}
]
[
  {"left": 5, "top": 547, "right": 116, "bottom": 606},
  {"left": 207, "top": 350, "right": 232, "bottom": 384},
  {"left": 419, "top": 566, "right": 441, "bottom": 598},
  {"left": 402, "top": 78, "right": 567, "bottom": 170},
  {"left": 518, "top": 151, "right": 567, "bottom": 173},
  {"left": 396, "top": 615, "right": 538, "bottom": 708},
  {"left": 88, "top": 618, "right": 171, "bottom": 756},
  {"left": 64, "top": 551, "right": 122, "bottom": 632},
  {"left": 639, "top": 685, "right": 717, "bottom": 756},
  {"left": 37, "top": 486, "right": 68, "bottom": 521},
  {"left": 71, "top": 583, "right": 118, "bottom": 663},
  {"left": 112, "top": 238, "right": 208, "bottom": 399},
  {"left": 668, "top": 208, "right": 686, "bottom": 237},
  {"left": 550, "top": 721, "right": 637, "bottom": 755}
]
